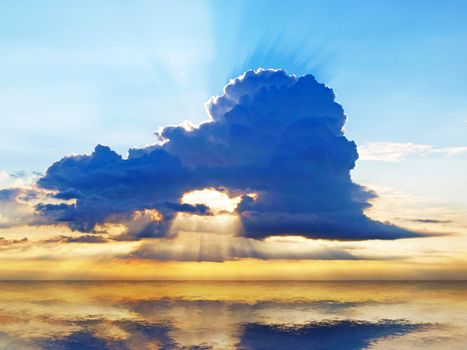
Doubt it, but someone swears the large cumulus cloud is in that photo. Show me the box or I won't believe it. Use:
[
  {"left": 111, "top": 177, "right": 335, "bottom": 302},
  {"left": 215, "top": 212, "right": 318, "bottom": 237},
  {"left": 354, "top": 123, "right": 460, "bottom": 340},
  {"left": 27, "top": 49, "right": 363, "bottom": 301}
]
[{"left": 35, "top": 69, "right": 421, "bottom": 240}]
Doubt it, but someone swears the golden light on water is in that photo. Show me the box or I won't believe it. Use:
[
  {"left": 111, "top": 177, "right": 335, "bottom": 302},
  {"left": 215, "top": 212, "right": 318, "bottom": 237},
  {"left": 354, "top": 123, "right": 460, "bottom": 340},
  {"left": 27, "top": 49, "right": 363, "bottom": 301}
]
[{"left": 0, "top": 281, "right": 466, "bottom": 349}]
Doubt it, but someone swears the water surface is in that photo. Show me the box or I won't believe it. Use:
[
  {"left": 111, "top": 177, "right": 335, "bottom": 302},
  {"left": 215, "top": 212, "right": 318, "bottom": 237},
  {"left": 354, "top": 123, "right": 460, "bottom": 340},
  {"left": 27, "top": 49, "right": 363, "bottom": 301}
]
[{"left": 0, "top": 281, "right": 465, "bottom": 349}]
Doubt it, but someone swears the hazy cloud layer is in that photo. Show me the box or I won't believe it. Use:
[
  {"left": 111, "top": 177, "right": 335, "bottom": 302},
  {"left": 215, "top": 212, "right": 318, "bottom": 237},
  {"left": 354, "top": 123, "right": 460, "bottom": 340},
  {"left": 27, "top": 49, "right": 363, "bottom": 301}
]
[
  {"left": 26, "top": 69, "right": 423, "bottom": 241},
  {"left": 0, "top": 188, "right": 43, "bottom": 228}
]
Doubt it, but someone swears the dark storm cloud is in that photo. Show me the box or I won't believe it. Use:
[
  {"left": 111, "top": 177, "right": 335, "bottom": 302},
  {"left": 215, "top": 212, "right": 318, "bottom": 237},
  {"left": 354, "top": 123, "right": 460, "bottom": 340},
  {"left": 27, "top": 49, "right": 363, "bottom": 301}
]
[
  {"left": 36, "top": 145, "right": 192, "bottom": 234},
  {"left": 35, "top": 69, "right": 422, "bottom": 241}
]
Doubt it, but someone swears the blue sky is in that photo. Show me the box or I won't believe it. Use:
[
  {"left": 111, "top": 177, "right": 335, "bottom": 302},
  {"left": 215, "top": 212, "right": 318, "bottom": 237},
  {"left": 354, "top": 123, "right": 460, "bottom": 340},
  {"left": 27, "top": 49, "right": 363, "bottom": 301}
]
[
  {"left": 0, "top": 1, "right": 466, "bottom": 279},
  {"left": 1, "top": 0, "right": 467, "bottom": 173}
]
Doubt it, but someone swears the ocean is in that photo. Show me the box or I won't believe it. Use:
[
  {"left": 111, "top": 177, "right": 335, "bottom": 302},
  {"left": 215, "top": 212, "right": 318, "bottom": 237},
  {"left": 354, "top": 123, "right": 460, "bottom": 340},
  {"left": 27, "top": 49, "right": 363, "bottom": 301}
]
[{"left": 0, "top": 281, "right": 465, "bottom": 349}]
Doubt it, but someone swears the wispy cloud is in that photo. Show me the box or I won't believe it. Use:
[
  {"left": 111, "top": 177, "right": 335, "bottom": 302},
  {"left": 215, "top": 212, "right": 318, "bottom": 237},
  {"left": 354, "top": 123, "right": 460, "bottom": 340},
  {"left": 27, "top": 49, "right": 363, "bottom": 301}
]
[
  {"left": 358, "top": 142, "right": 467, "bottom": 162},
  {"left": 405, "top": 218, "right": 452, "bottom": 224}
]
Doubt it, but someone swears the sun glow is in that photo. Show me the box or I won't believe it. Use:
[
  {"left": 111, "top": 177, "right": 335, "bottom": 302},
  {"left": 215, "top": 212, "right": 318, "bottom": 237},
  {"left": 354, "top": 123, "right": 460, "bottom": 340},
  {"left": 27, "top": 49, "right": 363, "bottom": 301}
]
[
  {"left": 147, "top": 188, "right": 249, "bottom": 261},
  {"left": 181, "top": 188, "right": 244, "bottom": 213}
]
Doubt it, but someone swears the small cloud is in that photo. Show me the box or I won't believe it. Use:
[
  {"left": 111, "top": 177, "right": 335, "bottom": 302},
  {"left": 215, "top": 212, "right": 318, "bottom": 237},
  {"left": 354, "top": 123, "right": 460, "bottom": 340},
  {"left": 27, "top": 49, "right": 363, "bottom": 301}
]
[
  {"left": 405, "top": 218, "right": 452, "bottom": 224},
  {"left": 45, "top": 235, "right": 109, "bottom": 244},
  {"left": 358, "top": 142, "right": 467, "bottom": 162},
  {"left": 0, "top": 237, "right": 29, "bottom": 246},
  {"left": 8, "top": 171, "right": 26, "bottom": 179}
]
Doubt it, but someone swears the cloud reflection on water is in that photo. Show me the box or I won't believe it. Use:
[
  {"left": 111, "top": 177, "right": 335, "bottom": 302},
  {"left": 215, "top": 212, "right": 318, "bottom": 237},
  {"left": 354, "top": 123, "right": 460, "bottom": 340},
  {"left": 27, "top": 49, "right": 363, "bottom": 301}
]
[{"left": 0, "top": 281, "right": 465, "bottom": 349}]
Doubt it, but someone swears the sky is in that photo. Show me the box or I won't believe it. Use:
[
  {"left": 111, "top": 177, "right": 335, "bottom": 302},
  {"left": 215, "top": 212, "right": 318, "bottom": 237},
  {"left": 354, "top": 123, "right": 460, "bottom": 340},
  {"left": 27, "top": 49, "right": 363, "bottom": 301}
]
[{"left": 0, "top": 0, "right": 466, "bottom": 280}]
